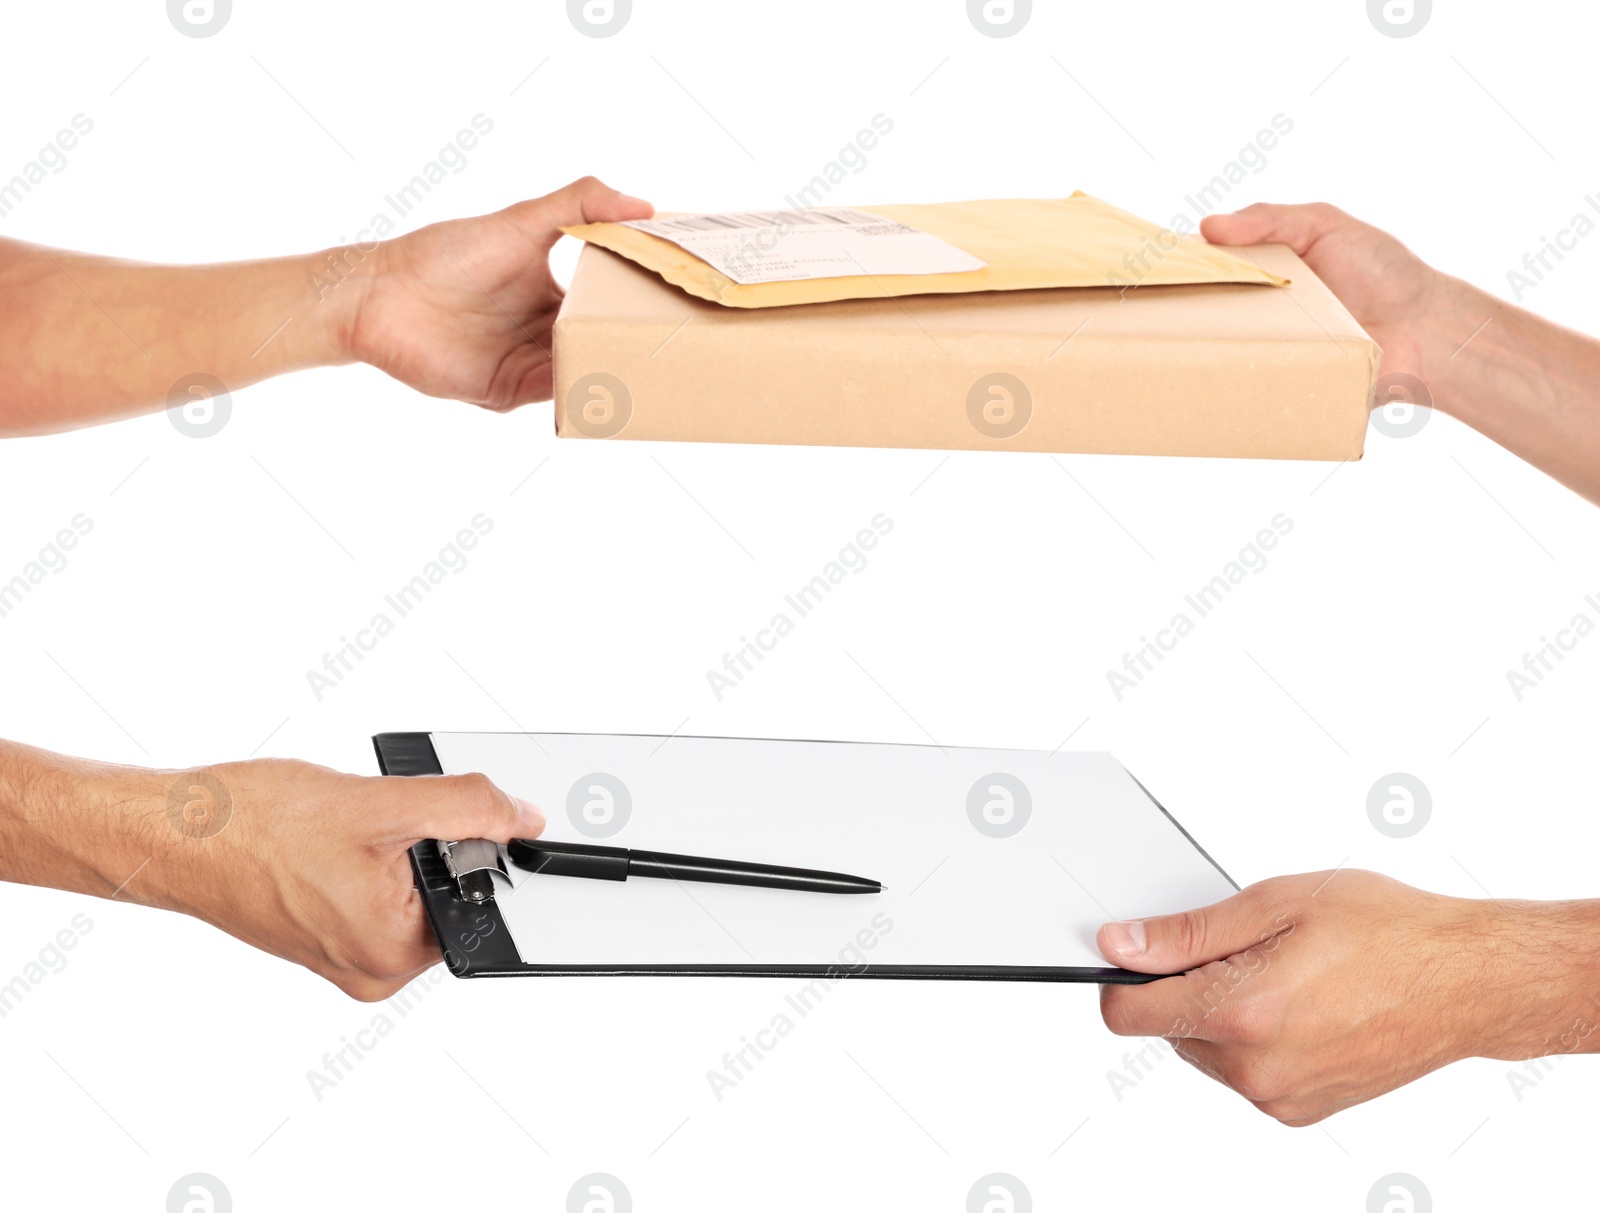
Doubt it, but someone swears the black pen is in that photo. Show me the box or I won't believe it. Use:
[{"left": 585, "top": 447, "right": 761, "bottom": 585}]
[{"left": 507, "top": 839, "right": 882, "bottom": 895}]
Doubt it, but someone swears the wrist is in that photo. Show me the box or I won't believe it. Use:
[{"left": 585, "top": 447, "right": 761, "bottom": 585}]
[
  {"left": 1413, "top": 273, "right": 1506, "bottom": 410},
  {"left": 108, "top": 761, "right": 257, "bottom": 920},
  {"left": 299, "top": 239, "right": 384, "bottom": 367}
]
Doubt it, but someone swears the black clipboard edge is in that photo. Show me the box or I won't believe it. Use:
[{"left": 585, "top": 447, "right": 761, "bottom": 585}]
[
  {"left": 374, "top": 731, "right": 1165, "bottom": 985},
  {"left": 375, "top": 731, "right": 526, "bottom": 976},
  {"left": 436, "top": 963, "right": 1159, "bottom": 983}
]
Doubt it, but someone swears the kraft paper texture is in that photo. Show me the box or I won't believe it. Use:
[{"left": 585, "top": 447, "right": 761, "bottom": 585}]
[{"left": 561, "top": 192, "right": 1288, "bottom": 308}]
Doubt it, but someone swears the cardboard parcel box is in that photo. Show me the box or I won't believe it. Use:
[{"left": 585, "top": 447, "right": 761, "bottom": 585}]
[{"left": 553, "top": 199, "right": 1380, "bottom": 461}]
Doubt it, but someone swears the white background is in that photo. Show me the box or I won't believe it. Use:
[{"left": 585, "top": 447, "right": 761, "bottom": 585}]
[{"left": 2, "top": 1, "right": 1597, "bottom": 1209}]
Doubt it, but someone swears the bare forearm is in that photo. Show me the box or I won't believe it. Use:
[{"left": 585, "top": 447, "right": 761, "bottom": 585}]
[
  {"left": 0, "top": 238, "right": 357, "bottom": 435},
  {"left": 1419, "top": 275, "right": 1600, "bottom": 504},
  {"left": 0, "top": 740, "right": 157, "bottom": 898},
  {"left": 1496, "top": 898, "right": 1600, "bottom": 1060}
]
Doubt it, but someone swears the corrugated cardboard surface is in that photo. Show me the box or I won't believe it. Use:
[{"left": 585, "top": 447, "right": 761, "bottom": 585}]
[{"left": 553, "top": 243, "right": 1379, "bottom": 461}]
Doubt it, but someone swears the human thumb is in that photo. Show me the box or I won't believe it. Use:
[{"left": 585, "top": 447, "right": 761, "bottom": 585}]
[
  {"left": 395, "top": 772, "right": 546, "bottom": 845},
  {"left": 1098, "top": 883, "right": 1288, "bottom": 974}
]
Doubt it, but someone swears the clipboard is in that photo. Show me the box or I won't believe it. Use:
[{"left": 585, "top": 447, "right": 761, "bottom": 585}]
[{"left": 374, "top": 731, "right": 1238, "bottom": 985}]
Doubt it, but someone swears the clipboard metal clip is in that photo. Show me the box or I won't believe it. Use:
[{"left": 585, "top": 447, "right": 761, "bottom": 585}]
[{"left": 437, "top": 838, "right": 507, "bottom": 904}]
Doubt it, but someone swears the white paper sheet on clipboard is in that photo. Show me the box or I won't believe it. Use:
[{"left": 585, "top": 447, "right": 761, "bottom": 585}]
[{"left": 426, "top": 732, "right": 1236, "bottom": 972}]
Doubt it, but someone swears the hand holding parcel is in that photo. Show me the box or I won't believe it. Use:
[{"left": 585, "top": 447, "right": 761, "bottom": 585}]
[
  {"left": 0, "top": 175, "right": 652, "bottom": 434},
  {"left": 1203, "top": 201, "right": 1600, "bottom": 505}
]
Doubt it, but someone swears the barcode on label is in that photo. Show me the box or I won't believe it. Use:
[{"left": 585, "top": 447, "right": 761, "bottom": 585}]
[{"left": 646, "top": 209, "right": 890, "bottom": 233}]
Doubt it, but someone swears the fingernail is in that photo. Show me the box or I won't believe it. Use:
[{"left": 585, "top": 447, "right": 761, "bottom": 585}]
[
  {"left": 513, "top": 797, "right": 545, "bottom": 834},
  {"left": 1106, "top": 920, "right": 1147, "bottom": 958},
  {"left": 617, "top": 193, "right": 652, "bottom": 209}
]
